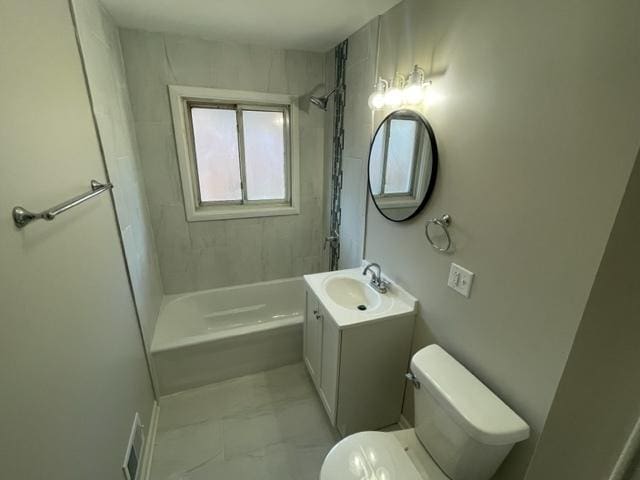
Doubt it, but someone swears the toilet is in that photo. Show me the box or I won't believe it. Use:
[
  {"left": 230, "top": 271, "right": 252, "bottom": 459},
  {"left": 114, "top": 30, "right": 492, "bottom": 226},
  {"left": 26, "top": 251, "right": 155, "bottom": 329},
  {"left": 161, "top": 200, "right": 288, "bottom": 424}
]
[{"left": 320, "top": 344, "right": 530, "bottom": 480}]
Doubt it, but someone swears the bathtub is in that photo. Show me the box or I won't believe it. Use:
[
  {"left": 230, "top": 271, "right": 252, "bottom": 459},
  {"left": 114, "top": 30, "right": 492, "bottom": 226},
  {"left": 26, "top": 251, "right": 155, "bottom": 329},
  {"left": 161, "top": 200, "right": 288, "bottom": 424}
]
[{"left": 151, "top": 277, "right": 304, "bottom": 394}]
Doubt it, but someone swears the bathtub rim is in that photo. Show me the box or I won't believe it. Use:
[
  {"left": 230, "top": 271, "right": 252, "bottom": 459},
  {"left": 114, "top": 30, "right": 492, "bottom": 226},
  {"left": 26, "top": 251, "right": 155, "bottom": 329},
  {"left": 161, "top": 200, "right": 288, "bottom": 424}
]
[{"left": 159, "top": 276, "right": 303, "bottom": 310}]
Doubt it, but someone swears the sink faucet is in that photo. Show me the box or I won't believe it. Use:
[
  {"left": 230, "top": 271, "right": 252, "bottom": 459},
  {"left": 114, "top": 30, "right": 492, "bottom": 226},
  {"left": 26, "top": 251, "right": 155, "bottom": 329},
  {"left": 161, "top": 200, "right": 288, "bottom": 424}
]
[{"left": 362, "top": 262, "right": 391, "bottom": 294}]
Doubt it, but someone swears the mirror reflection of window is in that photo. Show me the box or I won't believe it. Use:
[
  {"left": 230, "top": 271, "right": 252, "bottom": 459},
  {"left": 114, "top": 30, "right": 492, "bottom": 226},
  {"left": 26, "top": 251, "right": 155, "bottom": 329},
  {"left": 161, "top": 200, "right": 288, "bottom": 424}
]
[
  {"left": 385, "top": 118, "right": 418, "bottom": 195},
  {"left": 370, "top": 117, "right": 420, "bottom": 199}
]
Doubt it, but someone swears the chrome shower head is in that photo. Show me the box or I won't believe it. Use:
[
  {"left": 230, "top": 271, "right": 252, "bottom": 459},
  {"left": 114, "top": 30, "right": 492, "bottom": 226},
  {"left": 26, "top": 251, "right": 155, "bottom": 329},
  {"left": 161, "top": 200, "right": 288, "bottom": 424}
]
[{"left": 310, "top": 88, "right": 337, "bottom": 111}]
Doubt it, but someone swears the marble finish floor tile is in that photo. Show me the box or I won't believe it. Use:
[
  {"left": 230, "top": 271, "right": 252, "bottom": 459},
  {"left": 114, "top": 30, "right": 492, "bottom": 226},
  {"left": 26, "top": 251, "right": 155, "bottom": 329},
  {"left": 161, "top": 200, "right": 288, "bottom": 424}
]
[{"left": 149, "top": 363, "right": 339, "bottom": 480}]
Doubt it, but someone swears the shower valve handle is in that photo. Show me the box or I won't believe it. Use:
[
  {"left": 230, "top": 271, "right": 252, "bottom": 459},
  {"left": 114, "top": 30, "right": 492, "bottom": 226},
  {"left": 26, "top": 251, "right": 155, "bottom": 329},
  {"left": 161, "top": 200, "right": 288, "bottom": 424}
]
[{"left": 323, "top": 233, "right": 339, "bottom": 251}]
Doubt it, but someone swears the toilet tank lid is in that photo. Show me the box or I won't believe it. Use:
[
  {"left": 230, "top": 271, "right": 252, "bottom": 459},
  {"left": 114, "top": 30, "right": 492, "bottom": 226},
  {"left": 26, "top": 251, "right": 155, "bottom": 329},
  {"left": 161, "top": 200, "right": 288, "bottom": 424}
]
[{"left": 411, "top": 345, "right": 530, "bottom": 446}]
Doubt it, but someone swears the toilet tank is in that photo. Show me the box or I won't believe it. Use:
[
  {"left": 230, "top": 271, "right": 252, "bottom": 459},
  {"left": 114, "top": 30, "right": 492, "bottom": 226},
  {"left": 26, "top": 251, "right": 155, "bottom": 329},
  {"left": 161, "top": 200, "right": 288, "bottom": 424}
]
[{"left": 410, "top": 345, "right": 529, "bottom": 480}]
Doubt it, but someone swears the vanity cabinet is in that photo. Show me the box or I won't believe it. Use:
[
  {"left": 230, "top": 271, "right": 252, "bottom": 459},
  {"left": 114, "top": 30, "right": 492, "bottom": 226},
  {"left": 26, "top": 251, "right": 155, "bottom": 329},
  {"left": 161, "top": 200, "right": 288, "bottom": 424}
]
[{"left": 303, "top": 286, "right": 415, "bottom": 436}]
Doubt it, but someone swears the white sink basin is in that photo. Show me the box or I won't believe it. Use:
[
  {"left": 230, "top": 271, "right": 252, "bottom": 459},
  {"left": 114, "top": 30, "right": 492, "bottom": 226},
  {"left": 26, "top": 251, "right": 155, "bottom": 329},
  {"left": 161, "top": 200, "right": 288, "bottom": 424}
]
[
  {"left": 304, "top": 267, "right": 417, "bottom": 328},
  {"left": 324, "top": 276, "right": 381, "bottom": 311}
]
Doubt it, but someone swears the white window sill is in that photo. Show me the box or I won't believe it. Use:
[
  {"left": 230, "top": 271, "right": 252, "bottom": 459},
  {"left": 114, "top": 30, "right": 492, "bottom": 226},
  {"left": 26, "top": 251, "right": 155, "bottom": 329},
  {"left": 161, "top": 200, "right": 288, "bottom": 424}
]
[
  {"left": 186, "top": 204, "right": 300, "bottom": 222},
  {"left": 374, "top": 197, "right": 420, "bottom": 210}
]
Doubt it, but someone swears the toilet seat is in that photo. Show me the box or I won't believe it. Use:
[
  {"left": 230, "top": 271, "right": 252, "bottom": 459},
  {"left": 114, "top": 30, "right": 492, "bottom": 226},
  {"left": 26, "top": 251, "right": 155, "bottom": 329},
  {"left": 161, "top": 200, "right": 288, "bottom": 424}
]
[{"left": 320, "top": 431, "right": 423, "bottom": 480}]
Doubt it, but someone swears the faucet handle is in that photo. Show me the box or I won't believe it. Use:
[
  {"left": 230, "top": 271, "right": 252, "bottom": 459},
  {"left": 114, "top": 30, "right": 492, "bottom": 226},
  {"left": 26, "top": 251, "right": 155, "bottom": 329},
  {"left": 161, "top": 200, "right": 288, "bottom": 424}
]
[{"left": 377, "top": 278, "right": 391, "bottom": 293}]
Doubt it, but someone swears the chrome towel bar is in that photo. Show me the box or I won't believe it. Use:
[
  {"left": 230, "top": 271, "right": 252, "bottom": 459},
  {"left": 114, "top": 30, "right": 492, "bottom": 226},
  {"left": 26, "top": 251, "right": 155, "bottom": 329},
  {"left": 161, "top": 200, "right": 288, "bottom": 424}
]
[{"left": 12, "top": 179, "right": 113, "bottom": 229}]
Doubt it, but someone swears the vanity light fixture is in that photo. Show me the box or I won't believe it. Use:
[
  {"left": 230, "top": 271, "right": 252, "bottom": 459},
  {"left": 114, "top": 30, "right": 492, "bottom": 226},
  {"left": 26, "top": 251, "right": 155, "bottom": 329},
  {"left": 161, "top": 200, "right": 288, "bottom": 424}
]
[{"left": 368, "top": 64, "right": 432, "bottom": 111}]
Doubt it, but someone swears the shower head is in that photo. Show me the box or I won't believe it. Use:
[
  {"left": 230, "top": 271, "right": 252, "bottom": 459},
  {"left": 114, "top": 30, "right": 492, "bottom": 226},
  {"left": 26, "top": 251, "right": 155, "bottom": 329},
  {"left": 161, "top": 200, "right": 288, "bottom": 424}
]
[{"left": 310, "top": 88, "right": 337, "bottom": 111}]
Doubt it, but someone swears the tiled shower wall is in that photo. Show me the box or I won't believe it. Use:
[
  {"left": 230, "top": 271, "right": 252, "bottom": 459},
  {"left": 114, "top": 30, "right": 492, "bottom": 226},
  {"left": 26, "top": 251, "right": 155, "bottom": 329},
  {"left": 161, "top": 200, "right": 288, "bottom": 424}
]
[
  {"left": 337, "top": 22, "right": 378, "bottom": 269},
  {"left": 119, "top": 30, "right": 327, "bottom": 293},
  {"left": 73, "top": 0, "right": 164, "bottom": 342},
  {"left": 321, "top": 22, "right": 377, "bottom": 271}
]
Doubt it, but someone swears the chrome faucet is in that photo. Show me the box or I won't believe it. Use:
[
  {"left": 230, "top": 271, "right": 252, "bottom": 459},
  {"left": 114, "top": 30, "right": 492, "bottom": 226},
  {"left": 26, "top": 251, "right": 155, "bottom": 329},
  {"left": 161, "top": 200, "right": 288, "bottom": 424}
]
[{"left": 362, "top": 262, "right": 391, "bottom": 294}]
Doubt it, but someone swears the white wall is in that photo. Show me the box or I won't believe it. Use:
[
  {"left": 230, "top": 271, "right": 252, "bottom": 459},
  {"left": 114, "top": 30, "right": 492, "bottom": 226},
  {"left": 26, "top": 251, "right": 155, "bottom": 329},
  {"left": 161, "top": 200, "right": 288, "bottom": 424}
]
[
  {"left": 119, "top": 29, "right": 327, "bottom": 293},
  {"left": 343, "top": 0, "right": 640, "bottom": 477},
  {"left": 72, "top": 0, "right": 164, "bottom": 346},
  {"left": 0, "top": 0, "right": 154, "bottom": 478}
]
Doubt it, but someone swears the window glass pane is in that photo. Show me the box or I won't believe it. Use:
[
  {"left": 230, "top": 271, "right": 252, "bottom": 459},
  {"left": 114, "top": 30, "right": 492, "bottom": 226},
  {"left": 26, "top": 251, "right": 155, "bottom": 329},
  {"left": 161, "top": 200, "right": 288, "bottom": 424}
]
[
  {"left": 242, "top": 110, "right": 286, "bottom": 201},
  {"left": 191, "top": 107, "right": 242, "bottom": 202},
  {"left": 384, "top": 119, "right": 417, "bottom": 194},
  {"left": 369, "top": 123, "right": 386, "bottom": 195}
]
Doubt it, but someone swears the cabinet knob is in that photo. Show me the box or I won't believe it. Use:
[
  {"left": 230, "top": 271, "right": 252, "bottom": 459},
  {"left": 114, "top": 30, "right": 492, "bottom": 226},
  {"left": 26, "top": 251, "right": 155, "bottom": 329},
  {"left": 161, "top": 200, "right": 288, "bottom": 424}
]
[{"left": 313, "top": 309, "right": 322, "bottom": 320}]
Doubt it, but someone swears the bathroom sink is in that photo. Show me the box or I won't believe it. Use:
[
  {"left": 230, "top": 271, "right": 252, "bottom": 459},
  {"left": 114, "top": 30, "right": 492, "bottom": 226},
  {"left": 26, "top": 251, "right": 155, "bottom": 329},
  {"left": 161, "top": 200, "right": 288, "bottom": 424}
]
[
  {"left": 304, "top": 267, "right": 417, "bottom": 328},
  {"left": 323, "top": 276, "right": 381, "bottom": 311}
]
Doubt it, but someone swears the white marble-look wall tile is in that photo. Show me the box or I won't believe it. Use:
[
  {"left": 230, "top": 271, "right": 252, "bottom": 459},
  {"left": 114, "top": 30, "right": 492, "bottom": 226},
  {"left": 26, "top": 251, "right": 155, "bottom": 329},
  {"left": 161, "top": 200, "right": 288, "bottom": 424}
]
[
  {"left": 340, "top": 155, "right": 368, "bottom": 269},
  {"left": 120, "top": 30, "right": 326, "bottom": 293},
  {"left": 73, "top": 0, "right": 164, "bottom": 343}
]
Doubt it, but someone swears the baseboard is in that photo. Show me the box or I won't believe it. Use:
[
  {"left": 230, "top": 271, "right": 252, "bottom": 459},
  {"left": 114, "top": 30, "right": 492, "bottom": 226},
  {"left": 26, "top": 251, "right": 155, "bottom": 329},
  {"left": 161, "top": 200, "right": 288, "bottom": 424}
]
[
  {"left": 398, "top": 414, "right": 412, "bottom": 430},
  {"left": 140, "top": 401, "right": 160, "bottom": 480}
]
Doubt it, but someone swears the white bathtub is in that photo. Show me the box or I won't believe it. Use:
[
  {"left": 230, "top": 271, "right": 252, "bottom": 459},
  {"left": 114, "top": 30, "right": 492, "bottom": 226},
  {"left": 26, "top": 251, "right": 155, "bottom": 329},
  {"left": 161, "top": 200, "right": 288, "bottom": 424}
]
[{"left": 151, "top": 277, "right": 304, "bottom": 394}]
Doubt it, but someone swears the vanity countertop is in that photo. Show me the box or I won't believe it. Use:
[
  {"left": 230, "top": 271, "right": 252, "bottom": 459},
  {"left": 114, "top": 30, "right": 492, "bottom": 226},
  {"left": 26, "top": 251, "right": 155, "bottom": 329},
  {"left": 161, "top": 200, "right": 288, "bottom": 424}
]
[{"left": 303, "top": 267, "right": 417, "bottom": 329}]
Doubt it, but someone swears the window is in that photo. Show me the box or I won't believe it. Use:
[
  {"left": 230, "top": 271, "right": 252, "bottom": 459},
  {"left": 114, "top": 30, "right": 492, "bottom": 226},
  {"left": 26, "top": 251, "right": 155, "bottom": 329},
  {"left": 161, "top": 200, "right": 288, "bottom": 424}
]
[{"left": 169, "top": 86, "right": 299, "bottom": 221}]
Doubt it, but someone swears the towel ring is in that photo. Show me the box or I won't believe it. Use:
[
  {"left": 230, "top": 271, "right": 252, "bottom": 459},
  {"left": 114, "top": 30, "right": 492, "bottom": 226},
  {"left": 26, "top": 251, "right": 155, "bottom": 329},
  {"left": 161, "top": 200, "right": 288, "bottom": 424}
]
[{"left": 425, "top": 214, "right": 452, "bottom": 252}]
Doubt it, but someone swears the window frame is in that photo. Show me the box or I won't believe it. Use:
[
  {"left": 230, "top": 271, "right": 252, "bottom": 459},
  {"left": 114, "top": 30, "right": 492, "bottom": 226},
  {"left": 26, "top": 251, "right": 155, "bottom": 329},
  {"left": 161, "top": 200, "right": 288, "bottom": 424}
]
[{"left": 169, "top": 85, "right": 300, "bottom": 221}]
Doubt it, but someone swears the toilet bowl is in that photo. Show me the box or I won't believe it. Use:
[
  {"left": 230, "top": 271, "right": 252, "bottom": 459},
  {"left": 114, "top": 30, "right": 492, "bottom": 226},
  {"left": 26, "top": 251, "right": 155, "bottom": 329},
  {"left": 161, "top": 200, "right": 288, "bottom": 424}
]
[{"left": 320, "top": 344, "right": 530, "bottom": 480}]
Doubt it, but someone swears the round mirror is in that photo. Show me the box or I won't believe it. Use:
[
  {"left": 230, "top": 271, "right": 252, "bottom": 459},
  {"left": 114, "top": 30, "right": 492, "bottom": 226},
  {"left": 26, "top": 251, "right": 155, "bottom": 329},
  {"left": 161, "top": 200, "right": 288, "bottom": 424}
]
[{"left": 367, "top": 110, "right": 438, "bottom": 222}]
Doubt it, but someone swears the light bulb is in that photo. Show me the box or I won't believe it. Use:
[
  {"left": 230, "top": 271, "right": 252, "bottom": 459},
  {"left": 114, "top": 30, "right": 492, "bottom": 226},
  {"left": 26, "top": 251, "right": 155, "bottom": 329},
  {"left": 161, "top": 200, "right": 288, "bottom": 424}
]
[
  {"left": 384, "top": 87, "right": 403, "bottom": 107},
  {"left": 385, "top": 73, "right": 405, "bottom": 107},
  {"left": 368, "top": 91, "right": 386, "bottom": 110},
  {"left": 403, "top": 84, "right": 424, "bottom": 104},
  {"left": 403, "top": 65, "right": 427, "bottom": 105},
  {"left": 368, "top": 77, "right": 388, "bottom": 110}
]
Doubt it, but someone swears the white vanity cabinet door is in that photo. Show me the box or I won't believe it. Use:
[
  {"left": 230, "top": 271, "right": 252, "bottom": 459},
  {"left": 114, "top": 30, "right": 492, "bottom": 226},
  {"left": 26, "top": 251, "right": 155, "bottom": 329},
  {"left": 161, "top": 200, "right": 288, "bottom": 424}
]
[
  {"left": 336, "top": 314, "right": 415, "bottom": 436},
  {"left": 318, "top": 309, "right": 340, "bottom": 423},
  {"left": 304, "top": 288, "right": 340, "bottom": 424},
  {"left": 303, "top": 289, "right": 323, "bottom": 388}
]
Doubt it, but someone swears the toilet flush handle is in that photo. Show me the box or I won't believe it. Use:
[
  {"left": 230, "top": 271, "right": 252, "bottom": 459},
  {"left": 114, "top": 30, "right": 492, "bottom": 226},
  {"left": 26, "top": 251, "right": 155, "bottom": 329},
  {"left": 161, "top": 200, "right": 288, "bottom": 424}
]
[{"left": 405, "top": 372, "right": 420, "bottom": 389}]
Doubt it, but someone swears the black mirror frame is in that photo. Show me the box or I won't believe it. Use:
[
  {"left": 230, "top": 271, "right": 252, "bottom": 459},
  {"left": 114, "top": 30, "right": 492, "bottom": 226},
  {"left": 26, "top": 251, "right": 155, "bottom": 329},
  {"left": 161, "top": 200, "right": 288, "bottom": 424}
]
[{"left": 367, "top": 109, "right": 439, "bottom": 223}]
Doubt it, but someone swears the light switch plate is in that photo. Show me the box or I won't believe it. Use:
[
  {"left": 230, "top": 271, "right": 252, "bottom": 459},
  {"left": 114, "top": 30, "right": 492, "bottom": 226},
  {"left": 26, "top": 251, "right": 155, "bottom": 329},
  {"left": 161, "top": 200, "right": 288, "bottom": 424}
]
[{"left": 448, "top": 263, "right": 474, "bottom": 298}]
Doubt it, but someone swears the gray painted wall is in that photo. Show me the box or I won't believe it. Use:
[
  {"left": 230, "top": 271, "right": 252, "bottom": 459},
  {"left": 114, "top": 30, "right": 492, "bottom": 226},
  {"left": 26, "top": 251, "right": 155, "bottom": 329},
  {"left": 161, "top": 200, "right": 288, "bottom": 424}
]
[
  {"left": 73, "top": 0, "right": 164, "bottom": 347},
  {"left": 0, "top": 0, "right": 154, "bottom": 478},
  {"left": 341, "top": 0, "right": 640, "bottom": 477},
  {"left": 524, "top": 148, "right": 640, "bottom": 480},
  {"left": 119, "top": 29, "right": 327, "bottom": 293}
]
